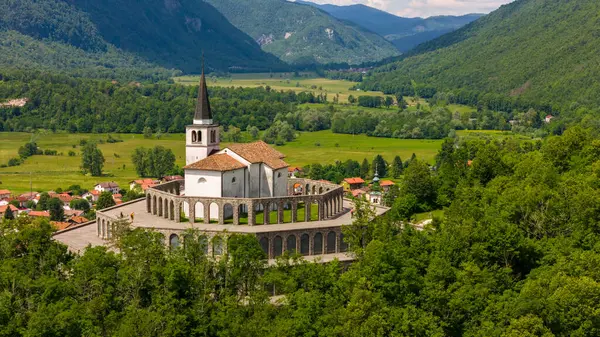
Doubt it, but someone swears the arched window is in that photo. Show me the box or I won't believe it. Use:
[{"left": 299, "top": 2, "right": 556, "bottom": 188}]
[
  {"left": 277, "top": 172, "right": 282, "bottom": 178},
  {"left": 286, "top": 235, "right": 296, "bottom": 253},
  {"left": 274, "top": 236, "right": 283, "bottom": 257},
  {"left": 327, "top": 231, "right": 336, "bottom": 254},
  {"left": 169, "top": 234, "right": 180, "bottom": 249},
  {"left": 259, "top": 237, "right": 269, "bottom": 257},
  {"left": 213, "top": 237, "right": 223, "bottom": 256},
  {"left": 340, "top": 233, "right": 349, "bottom": 252},
  {"left": 192, "top": 131, "right": 197, "bottom": 143},
  {"left": 300, "top": 234, "right": 309, "bottom": 255},
  {"left": 232, "top": 177, "right": 237, "bottom": 184},
  {"left": 198, "top": 130, "right": 202, "bottom": 142},
  {"left": 198, "top": 177, "right": 207, "bottom": 184},
  {"left": 313, "top": 233, "right": 323, "bottom": 254}
]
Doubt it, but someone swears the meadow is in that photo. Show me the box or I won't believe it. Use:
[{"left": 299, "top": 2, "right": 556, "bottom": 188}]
[
  {"left": 0, "top": 130, "right": 443, "bottom": 194},
  {"left": 174, "top": 73, "right": 386, "bottom": 103}
]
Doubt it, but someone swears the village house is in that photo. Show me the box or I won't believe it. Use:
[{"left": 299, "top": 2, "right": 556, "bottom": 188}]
[
  {"left": 129, "top": 179, "right": 160, "bottom": 192},
  {"left": 27, "top": 210, "right": 50, "bottom": 218},
  {"left": 545, "top": 115, "right": 554, "bottom": 123},
  {"left": 161, "top": 175, "right": 184, "bottom": 183},
  {"left": 82, "top": 190, "right": 101, "bottom": 202},
  {"left": 341, "top": 177, "right": 365, "bottom": 193},
  {"left": 94, "top": 182, "right": 120, "bottom": 194},
  {"left": 0, "top": 190, "right": 11, "bottom": 200},
  {"left": 380, "top": 180, "right": 395, "bottom": 193},
  {"left": 69, "top": 216, "right": 89, "bottom": 225},
  {"left": 288, "top": 167, "right": 303, "bottom": 178},
  {"left": 0, "top": 204, "right": 19, "bottom": 218}
]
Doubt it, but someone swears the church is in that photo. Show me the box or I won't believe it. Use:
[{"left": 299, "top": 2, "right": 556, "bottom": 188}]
[{"left": 183, "top": 67, "right": 289, "bottom": 219}]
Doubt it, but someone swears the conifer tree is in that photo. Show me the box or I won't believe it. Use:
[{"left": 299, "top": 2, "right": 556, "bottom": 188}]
[
  {"left": 3, "top": 206, "right": 14, "bottom": 221},
  {"left": 392, "top": 155, "right": 403, "bottom": 178}
]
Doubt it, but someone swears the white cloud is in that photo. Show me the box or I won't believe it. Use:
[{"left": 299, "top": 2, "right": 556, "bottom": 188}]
[{"left": 302, "top": 0, "right": 514, "bottom": 18}]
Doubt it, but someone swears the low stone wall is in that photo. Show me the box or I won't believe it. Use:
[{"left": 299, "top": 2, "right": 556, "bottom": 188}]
[{"left": 143, "top": 178, "right": 345, "bottom": 226}]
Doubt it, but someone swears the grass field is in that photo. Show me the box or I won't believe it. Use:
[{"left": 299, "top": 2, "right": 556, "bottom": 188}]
[
  {"left": 0, "top": 130, "right": 443, "bottom": 194},
  {"left": 174, "top": 74, "right": 386, "bottom": 104}
]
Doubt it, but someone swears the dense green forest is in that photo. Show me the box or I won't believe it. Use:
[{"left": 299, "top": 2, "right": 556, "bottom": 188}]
[
  {"left": 204, "top": 0, "right": 399, "bottom": 65},
  {"left": 361, "top": 0, "right": 600, "bottom": 112},
  {"left": 3, "top": 124, "right": 600, "bottom": 336},
  {"left": 0, "top": 0, "right": 286, "bottom": 76}
]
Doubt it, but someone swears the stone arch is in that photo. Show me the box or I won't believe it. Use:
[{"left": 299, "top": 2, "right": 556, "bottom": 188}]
[
  {"left": 305, "top": 183, "right": 310, "bottom": 195},
  {"left": 223, "top": 203, "right": 234, "bottom": 223},
  {"left": 237, "top": 204, "right": 248, "bottom": 224},
  {"left": 192, "top": 130, "right": 197, "bottom": 143},
  {"left": 312, "top": 185, "right": 316, "bottom": 195},
  {"left": 194, "top": 201, "right": 204, "bottom": 222},
  {"left": 319, "top": 186, "right": 324, "bottom": 194},
  {"left": 158, "top": 233, "right": 165, "bottom": 246},
  {"left": 199, "top": 235, "right": 209, "bottom": 254},
  {"left": 158, "top": 197, "right": 163, "bottom": 216},
  {"left": 209, "top": 202, "right": 219, "bottom": 222},
  {"left": 313, "top": 232, "right": 323, "bottom": 255},
  {"left": 106, "top": 222, "right": 111, "bottom": 239},
  {"left": 311, "top": 199, "right": 320, "bottom": 221},
  {"left": 259, "top": 237, "right": 269, "bottom": 257},
  {"left": 100, "top": 219, "right": 105, "bottom": 238},
  {"left": 300, "top": 234, "right": 310, "bottom": 256},
  {"left": 327, "top": 231, "right": 336, "bottom": 254},
  {"left": 180, "top": 200, "right": 190, "bottom": 222},
  {"left": 270, "top": 201, "right": 279, "bottom": 224},
  {"left": 273, "top": 236, "right": 283, "bottom": 257},
  {"left": 282, "top": 201, "right": 293, "bottom": 223},
  {"left": 153, "top": 195, "right": 157, "bottom": 215},
  {"left": 169, "top": 200, "right": 175, "bottom": 220},
  {"left": 340, "top": 232, "right": 349, "bottom": 252},
  {"left": 146, "top": 194, "right": 151, "bottom": 213},
  {"left": 286, "top": 235, "right": 297, "bottom": 253},
  {"left": 163, "top": 198, "right": 169, "bottom": 219},
  {"left": 169, "top": 234, "right": 180, "bottom": 249},
  {"left": 213, "top": 236, "right": 224, "bottom": 256}
]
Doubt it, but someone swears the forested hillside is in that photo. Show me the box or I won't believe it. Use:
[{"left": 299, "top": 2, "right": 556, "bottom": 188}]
[
  {"left": 300, "top": 1, "right": 482, "bottom": 52},
  {"left": 0, "top": 0, "right": 286, "bottom": 77},
  {"left": 361, "top": 0, "right": 600, "bottom": 111},
  {"left": 204, "top": 0, "right": 400, "bottom": 65},
  {"left": 3, "top": 124, "right": 600, "bottom": 336}
]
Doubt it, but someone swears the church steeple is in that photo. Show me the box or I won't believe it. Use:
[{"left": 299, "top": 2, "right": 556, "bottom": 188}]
[{"left": 194, "top": 55, "right": 213, "bottom": 123}]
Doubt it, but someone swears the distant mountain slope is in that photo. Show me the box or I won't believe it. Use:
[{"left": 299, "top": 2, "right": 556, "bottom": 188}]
[
  {"left": 299, "top": 1, "right": 482, "bottom": 52},
  {"left": 361, "top": 0, "right": 600, "bottom": 110},
  {"left": 0, "top": 0, "right": 286, "bottom": 77},
  {"left": 204, "top": 0, "right": 400, "bottom": 65}
]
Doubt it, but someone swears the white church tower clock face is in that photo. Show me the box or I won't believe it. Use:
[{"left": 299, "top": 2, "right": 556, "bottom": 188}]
[{"left": 185, "top": 60, "right": 220, "bottom": 165}]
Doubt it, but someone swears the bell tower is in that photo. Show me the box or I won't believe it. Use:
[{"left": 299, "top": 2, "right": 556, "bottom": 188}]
[{"left": 186, "top": 58, "right": 220, "bottom": 165}]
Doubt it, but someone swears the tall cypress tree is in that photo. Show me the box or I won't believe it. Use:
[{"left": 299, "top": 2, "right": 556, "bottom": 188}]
[{"left": 392, "top": 155, "right": 403, "bottom": 178}]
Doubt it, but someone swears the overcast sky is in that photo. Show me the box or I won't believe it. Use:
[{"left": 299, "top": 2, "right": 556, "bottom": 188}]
[{"left": 301, "top": 0, "right": 514, "bottom": 18}]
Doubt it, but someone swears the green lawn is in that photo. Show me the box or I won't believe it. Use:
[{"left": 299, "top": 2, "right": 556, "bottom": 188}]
[
  {"left": 0, "top": 130, "right": 442, "bottom": 194},
  {"left": 174, "top": 75, "right": 385, "bottom": 103},
  {"left": 226, "top": 203, "right": 320, "bottom": 224},
  {"left": 414, "top": 210, "right": 445, "bottom": 222}
]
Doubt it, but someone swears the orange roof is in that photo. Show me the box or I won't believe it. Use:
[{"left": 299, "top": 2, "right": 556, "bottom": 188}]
[
  {"left": 344, "top": 177, "right": 365, "bottom": 185},
  {"left": 0, "top": 204, "right": 18, "bottom": 213},
  {"left": 380, "top": 180, "right": 395, "bottom": 187},
  {"left": 51, "top": 222, "right": 71, "bottom": 230},
  {"left": 0, "top": 190, "right": 10, "bottom": 195},
  {"left": 64, "top": 209, "right": 84, "bottom": 217},
  {"left": 28, "top": 211, "right": 50, "bottom": 217},
  {"left": 288, "top": 166, "right": 302, "bottom": 172},
  {"left": 184, "top": 153, "right": 247, "bottom": 172},
  {"left": 226, "top": 141, "right": 288, "bottom": 169},
  {"left": 70, "top": 216, "right": 89, "bottom": 224},
  {"left": 352, "top": 189, "right": 367, "bottom": 197}
]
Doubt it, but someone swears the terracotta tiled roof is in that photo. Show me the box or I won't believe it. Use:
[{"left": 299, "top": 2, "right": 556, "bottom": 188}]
[
  {"left": 226, "top": 141, "right": 288, "bottom": 169},
  {"left": 184, "top": 153, "right": 247, "bottom": 172},
  {"left": 51, "top": 222, "right": 72, "bottom": 230},
  {"left": 96, "top": 182, "right": 119, "bottom": 189},
  {"left": 288, "top": 166, "right": 302, "bottom": 172},
  {"left": 380, "top": 180, "right": 395, "bottom": 187},
  {"left": 28, "top": 211, "right": 50, "bottom": 217},
  {"left": 352, "top": 189, "right": 367, "bottom": 197},
  {"left": 344, "top": 177, "right": 365, "bottom": 185},
  {"left": 0, "top": 204, "right": 18, "bottom": 213},
  {"left": 70, "top": 216, "right": 89, "bottom": 224},
  {"left": 162, "top": 175, "right": 184, "bottom": 181},
  {"left": 64, "top": 209, "right": 84, "bottom": 217},
  {"left": 0, "top": 189, "right": 10, "bottom": 195}
]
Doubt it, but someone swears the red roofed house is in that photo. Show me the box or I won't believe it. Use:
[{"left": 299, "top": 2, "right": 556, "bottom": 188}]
[
  {"left": 51, "top": 222, "right": 72, "bottom": 231},
  {"left": 288, "top": 167, "right": 303, "bottom": 178},
  {"left": 0, "top": 204, "right": 19, "bottom": 217},
  {"left": 161, "top": 175, "right": 184, "bottom": 183},
  {"left": 341, "top": 177, "right": 365, "bottom": 192},
  {"left": 28, "top": 210, "right": 50, "bottom": 218},
  {"left": 82, "top": 190, "right": 101, "bottom": 202},
  {"left": 0, "top": 190, "right": 11, "bottom": 200},
  {"left": 379, "top": 180, "right": 395, "bottom": 193},
  {"left": 69, "top": 216, "right": 89, "bottom": 225}
]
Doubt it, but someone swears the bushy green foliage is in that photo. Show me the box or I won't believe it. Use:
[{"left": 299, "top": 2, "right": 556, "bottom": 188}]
[
  {"left": 81, "top": 143, "right": 104, "bottom": 177},
  {"left": 205, "top": 0, "right": 399, "bottom": 65},
  {"left": 131, "top": 146, "right": 176, "bottom": 178},
  {"left": 96, "top": 191, "right": 115, "bottom": 210}
]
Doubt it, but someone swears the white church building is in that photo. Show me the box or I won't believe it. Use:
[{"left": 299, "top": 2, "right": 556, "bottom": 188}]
[{"left": 182, "top": 67, "right": 289, "bottom": 219}]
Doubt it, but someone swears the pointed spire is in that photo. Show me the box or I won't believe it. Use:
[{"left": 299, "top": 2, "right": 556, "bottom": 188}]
[{"left": 194, "top": 53, "right": 212, "bottom": 122}]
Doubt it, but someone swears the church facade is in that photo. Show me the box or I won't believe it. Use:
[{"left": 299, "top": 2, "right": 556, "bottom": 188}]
[{"left": 182, "top": 68, "right": 289, "bottom": 219}]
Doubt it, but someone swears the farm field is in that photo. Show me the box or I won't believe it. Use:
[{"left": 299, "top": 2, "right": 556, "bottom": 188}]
[
  {"left": 174, "top": 74, "right": 386, "bottom": 103},
  {"left": 0, "top": 130, "right": 443, "bottom": 194}
]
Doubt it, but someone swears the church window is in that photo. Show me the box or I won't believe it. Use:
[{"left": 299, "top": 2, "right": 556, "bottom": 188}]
[
  {"left": 210, "top": 130, "right": 216, "bottom": 143},
  {"left": 198, "top": 131, "right": 202, "bottom": 142},
  {"left": 192, "top": 131, "right": 197, "bottom": 143},
  {"left": 198, "top": 177, "right": 207, "bottom": 183},
  {"left": 231, "top": 177, "right": 237, "bottom": 184},
  {"left": 277, "top": 172, "right": 282, "bottom": 178}
]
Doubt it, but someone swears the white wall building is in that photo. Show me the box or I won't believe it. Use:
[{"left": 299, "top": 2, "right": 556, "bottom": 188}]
[{"left": 182, "top": 68, "right": 289, "bottom": 220}]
